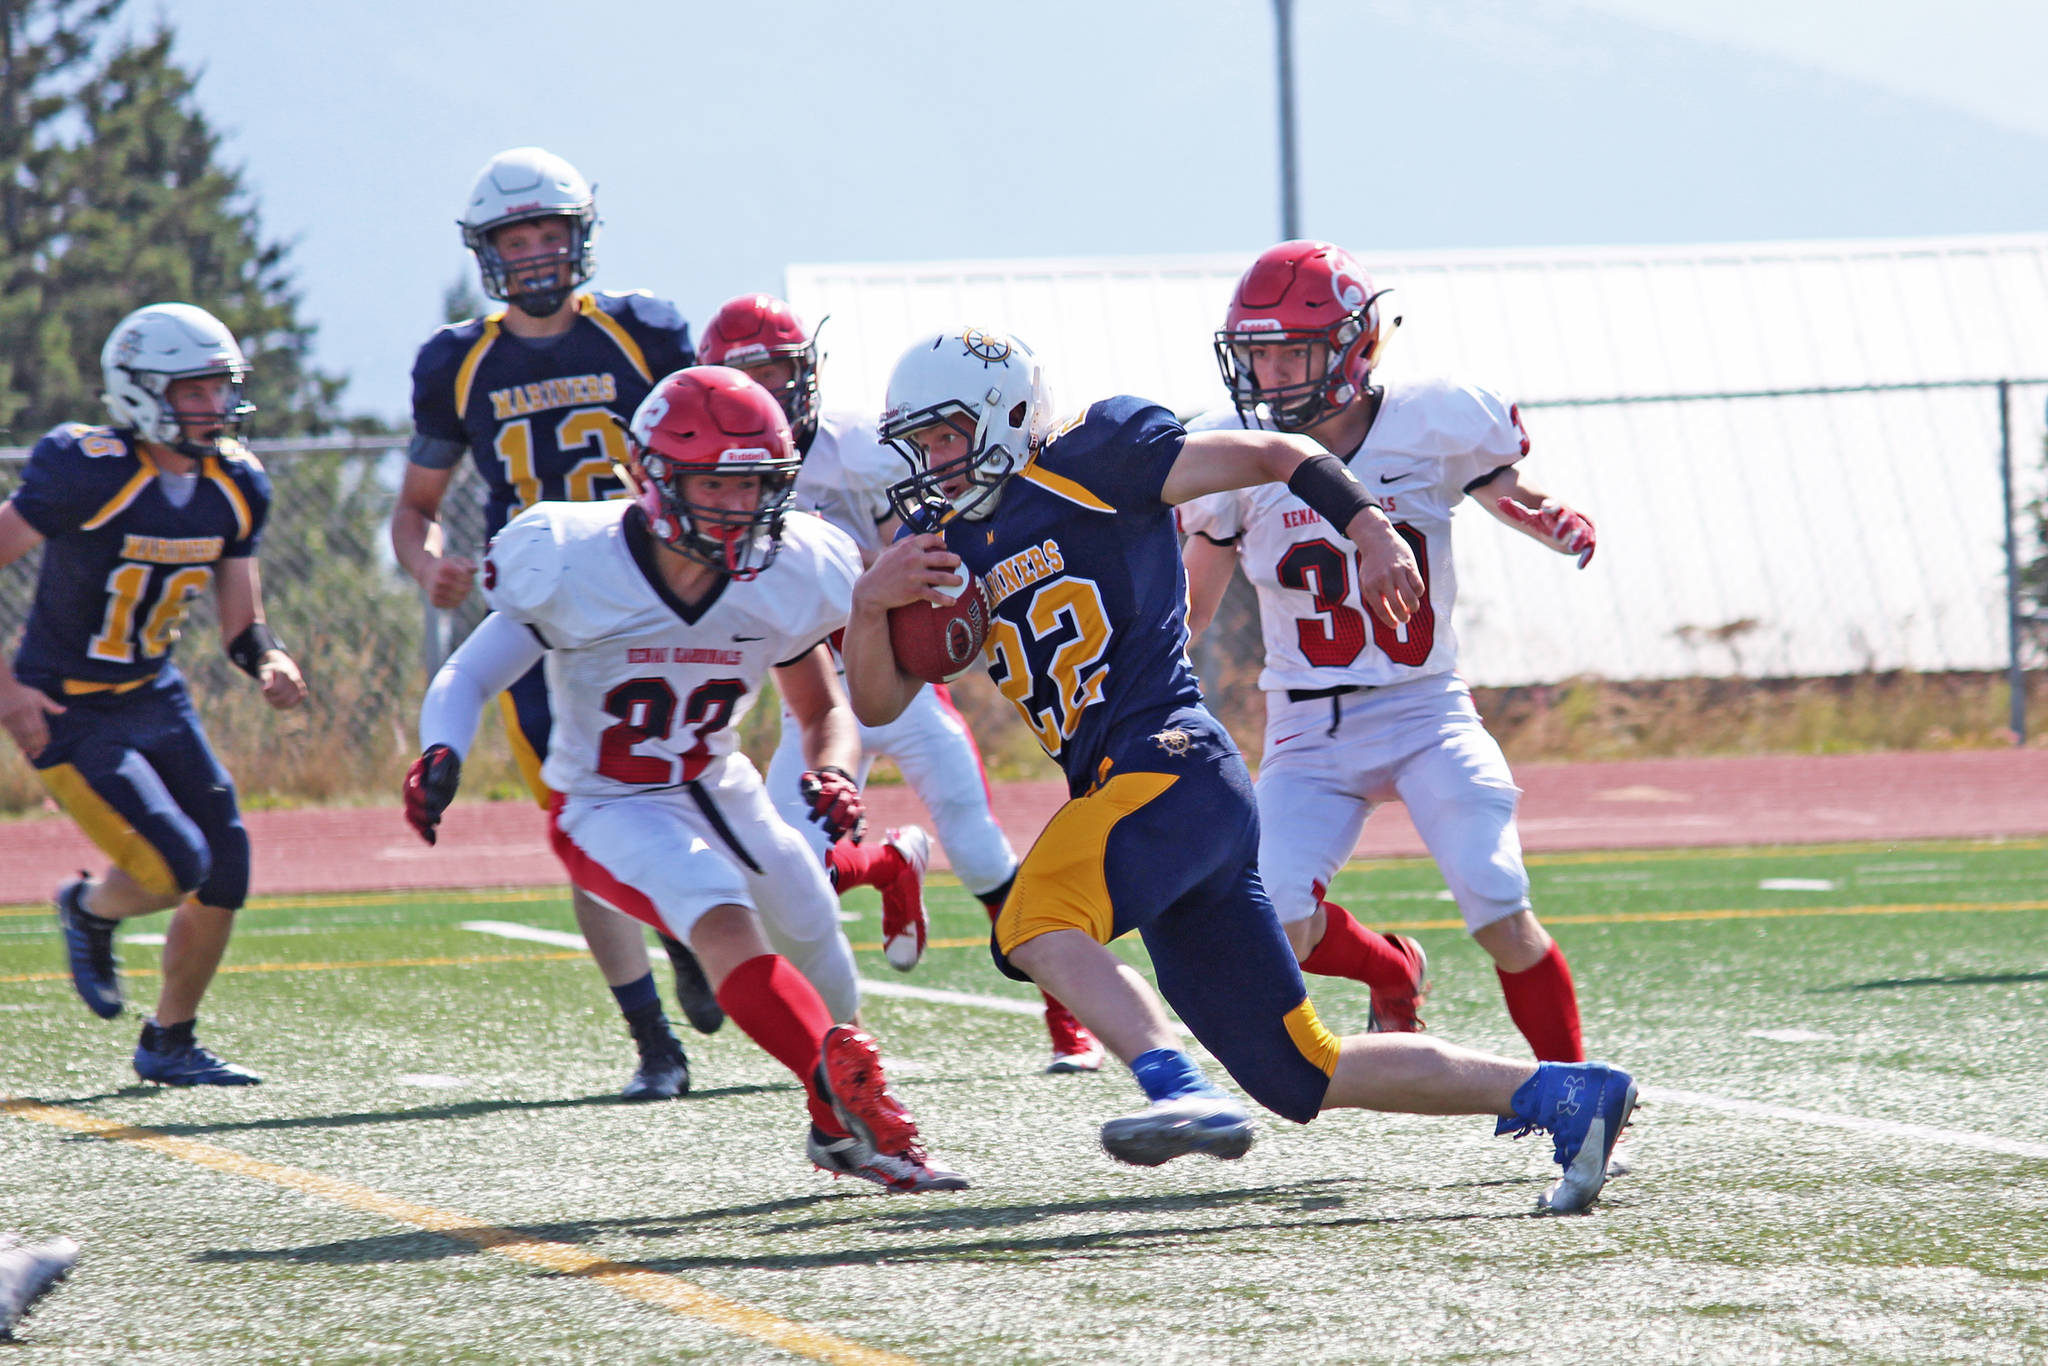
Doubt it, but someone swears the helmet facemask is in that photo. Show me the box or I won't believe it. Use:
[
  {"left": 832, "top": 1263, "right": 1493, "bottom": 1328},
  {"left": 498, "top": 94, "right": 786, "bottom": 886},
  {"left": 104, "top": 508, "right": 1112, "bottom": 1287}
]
[
  {"left": 469, "top": 212, "right": 596, "bottom": 318},
  {"left": 881, "top": 397, "right": 1029, "bottom": 530},
  {"left": 632, "top": 447, "right": 798, "bottom": 581},
  {"left": 1214, "top": 296, "right": 1383, "bottom": 433}
]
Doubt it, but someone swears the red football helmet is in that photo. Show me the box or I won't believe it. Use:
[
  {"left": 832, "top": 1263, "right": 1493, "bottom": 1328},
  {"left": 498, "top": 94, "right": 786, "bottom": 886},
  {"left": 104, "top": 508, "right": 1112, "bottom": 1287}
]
[
  {"left": 625, "top": 366, "right": 800, "bottom": 579},
  {"left": 1213, "top": 240, "right": 1388, "bottom": 432},
  {"left": 697, "top": 294, "right": 822, "bottom": 449}
]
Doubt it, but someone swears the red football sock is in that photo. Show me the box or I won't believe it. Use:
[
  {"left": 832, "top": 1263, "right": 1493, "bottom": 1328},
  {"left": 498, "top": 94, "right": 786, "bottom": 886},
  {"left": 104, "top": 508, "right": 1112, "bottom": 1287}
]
[
  {"left": 1301, "top": 899, "right": 1416, "bottom": 991},
  {"left": 1496, "top": 942, "right": 1585, "bottom": 1062},
  {"left": 715, "top": 953, "right": 842, "bottom": 1133},
  {"left": 825, "top": 840, "right": 906, "bottom": 894}
]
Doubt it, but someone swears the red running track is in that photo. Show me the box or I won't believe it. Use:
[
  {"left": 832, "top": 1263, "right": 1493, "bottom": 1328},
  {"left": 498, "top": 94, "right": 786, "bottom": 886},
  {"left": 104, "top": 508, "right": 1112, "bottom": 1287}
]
[{"left": 1, "top": 749, "right": 2041, "bottom": 901}]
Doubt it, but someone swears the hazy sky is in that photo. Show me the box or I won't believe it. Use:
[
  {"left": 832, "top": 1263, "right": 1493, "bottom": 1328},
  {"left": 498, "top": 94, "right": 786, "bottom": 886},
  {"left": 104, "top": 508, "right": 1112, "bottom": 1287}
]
[{"left": 156, "top": 0, "right": 2048, "bottom": 423}]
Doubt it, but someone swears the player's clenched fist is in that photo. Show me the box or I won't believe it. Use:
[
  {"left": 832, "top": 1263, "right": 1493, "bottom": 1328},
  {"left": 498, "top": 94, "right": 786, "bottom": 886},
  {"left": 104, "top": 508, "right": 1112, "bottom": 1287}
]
[
  {"left": 799, "top": 765, "right": 866, "bottom": 844},
  {"left": 403, "top": 743, "right": 463, "bottom": 845},
  {"left": 1495, "top": 498, "right": 1596, "bottom": 568}
]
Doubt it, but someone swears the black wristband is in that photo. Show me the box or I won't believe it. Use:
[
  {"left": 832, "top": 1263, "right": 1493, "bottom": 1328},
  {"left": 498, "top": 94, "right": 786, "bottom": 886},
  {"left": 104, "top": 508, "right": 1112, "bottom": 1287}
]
[
  {"left": 1286, "top": 452, "right": 1381, "bottom": 533},
  {"left": 812, "top": 764, "right": 857, "bottom": 786},
  {"left": 227, "top": 621, "right": 283, "bottom": 679}
]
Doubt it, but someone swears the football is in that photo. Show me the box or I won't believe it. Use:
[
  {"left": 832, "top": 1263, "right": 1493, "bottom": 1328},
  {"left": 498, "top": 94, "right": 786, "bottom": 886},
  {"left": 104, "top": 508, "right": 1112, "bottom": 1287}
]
[{"left": 887, "top": 571, "right": 991, "bottom": 684}]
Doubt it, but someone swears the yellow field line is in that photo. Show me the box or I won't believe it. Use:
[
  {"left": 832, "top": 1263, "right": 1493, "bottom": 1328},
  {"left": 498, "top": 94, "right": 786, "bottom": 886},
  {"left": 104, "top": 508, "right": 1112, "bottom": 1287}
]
[
  {"left": 0, "top": 1096, "right": 919, "bottom": 1366},
  {"left": 0, "top": 877, "right": 967, "bottom": 917},
  {"left": 0, "top": 950, "right": 585, "bottom": 986},
  {"left": 1370, "top": 899, "right": 2048, "bottom": 932}
]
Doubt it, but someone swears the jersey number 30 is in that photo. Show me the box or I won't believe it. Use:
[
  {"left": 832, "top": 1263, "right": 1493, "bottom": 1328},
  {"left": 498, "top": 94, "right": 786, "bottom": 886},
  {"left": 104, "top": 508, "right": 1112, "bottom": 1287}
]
[{"left": 1277, "top": 526, "right": 1435, "bottom": 668}]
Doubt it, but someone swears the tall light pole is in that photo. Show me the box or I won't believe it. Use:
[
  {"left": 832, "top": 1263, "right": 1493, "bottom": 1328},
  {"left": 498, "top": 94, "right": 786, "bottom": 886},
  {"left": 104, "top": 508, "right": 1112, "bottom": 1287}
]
[{"left": 1274, "top": 0, "right": 1300, "bottom": 239}]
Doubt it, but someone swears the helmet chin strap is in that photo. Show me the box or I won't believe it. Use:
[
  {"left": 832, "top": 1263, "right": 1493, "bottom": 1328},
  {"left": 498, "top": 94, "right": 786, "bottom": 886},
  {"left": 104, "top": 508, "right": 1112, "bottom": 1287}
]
[{"left": 508, "top": 285, "right": 572, "bottom": 318}]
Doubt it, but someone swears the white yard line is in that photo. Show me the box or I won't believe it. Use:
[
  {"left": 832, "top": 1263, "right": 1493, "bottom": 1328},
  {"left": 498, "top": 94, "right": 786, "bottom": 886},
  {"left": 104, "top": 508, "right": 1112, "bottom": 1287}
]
[
  {"left": 457, "top": 921, "right": 2044, "bottom": 1160},
  {"left": 1642, "top": 1087, "right": 2048, "bottom": 1159},
  {"left": 460, "top": 920, "right": 590, "bottom": 950}
]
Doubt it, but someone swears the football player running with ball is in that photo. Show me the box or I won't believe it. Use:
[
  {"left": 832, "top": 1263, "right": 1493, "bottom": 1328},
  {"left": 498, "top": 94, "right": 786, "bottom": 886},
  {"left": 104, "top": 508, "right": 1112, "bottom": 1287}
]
[
  {"left": 0, "top": 304, "right": 307, "bottom": 1086},
  {"left": 392, "top": 147, "right": 716, "bottom": 1101},
  {"left": 699, "top": 293, "right": 1102, "bottom": 1074},
  {"left": 404, "top": 367, "right": 966, "bottom": 1193},
  {"left": 842, "top": 327, "right": 1633, "bottom": 1212},
  {"left": 1180, "top": 240, "right": 1596, "bottom": 1074}
]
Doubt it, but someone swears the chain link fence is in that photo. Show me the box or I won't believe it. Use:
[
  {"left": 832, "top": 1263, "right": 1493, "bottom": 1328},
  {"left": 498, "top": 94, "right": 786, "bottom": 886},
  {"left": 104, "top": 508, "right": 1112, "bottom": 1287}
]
[{"left": 4, "top": 379, "right": 2045, "bottom": 813}]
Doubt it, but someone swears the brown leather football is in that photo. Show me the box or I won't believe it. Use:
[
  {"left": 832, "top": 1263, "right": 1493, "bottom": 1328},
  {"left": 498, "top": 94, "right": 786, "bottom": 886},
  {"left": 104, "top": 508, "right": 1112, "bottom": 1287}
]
[{"left": 887, "top": 573, "right": 991, "bottom": 684}]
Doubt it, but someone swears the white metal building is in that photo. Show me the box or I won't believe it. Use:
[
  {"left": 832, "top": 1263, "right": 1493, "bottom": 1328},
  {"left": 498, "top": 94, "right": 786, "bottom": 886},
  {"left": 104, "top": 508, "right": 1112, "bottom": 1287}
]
[{"left": 789, "top": 235, "right": 2048, "bottom": 686}]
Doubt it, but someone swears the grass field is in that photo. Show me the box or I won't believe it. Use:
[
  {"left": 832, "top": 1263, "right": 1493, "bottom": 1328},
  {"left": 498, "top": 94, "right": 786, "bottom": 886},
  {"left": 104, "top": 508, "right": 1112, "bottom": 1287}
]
[{"left": 3, "top": 840, "right": 2046, "bottom": 1364}]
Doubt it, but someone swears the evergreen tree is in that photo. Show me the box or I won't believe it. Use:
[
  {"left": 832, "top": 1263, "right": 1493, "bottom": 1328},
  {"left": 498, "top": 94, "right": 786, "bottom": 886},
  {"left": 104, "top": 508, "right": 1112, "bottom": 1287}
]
[{"left": 0, "top": 0, "right": 343, "bottom": 442}]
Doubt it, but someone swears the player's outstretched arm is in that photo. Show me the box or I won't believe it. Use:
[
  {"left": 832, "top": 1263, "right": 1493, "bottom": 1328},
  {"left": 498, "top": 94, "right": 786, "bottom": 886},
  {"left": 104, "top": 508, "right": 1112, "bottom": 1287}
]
[
  {"left": 1163, "top": 429, "right": 1423, "bottom": 627},
  {"left": 0, "top": 503, "right": 63, "bottom": 758},
  {"left": 843, "top": 533, "right": 961, "bottom": 728},
  {"left": 215, "top": 556, "right": 308, "bottom": 710},
  {"left": 390, "top": 463, "right": 478, "bottom": 609},
  {"left": 1482, "top": 467, "right": 1596, "bottom": 568},
  {"left": 775, "top": 643, "right": 868, "bottom": 844},
  {"left": 406, "top": 612, "right": 545, "bottom": 843},
  {"left": 1181, "top": 534, "right": 1239, "bottom": 645}
]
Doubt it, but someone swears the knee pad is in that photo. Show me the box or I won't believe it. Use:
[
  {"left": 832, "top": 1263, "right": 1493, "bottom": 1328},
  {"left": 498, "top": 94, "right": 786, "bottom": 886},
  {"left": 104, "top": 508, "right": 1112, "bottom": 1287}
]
[{"left": 193, "top": 817, "right": 249, "bottom": 912}]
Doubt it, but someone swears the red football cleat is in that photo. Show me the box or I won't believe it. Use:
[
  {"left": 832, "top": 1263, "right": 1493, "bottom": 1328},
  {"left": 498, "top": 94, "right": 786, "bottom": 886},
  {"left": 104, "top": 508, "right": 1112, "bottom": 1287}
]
[
  {"left": 1366, "top": 933, "right": 1430, "bottom": 1033},
  {"left": 878, "top": 826, "right": 931, "bottom": 971},
  {"left": 1044, "top": 1000, "right": 1105, "bottom": 1074}
]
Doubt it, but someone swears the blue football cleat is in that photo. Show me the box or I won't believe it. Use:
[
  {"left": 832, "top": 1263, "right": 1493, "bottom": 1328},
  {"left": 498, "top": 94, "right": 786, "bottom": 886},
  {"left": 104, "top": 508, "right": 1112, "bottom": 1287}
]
[
  {"left": 1501, "top": 1061, "right": 1638, "bottom": 1213},
  {"left": 620, "top": 1042, "right": 690, "bottom": 1100},
  {"left": 55, "top": 878, "right": 122, "bottom": 1019},
  {"left": 0, "top": 1234, "right": 79, "bottom": 1341},
  {"left": 1099, "top": 1093, "right": 1256, "bottom": 1167},
  {"left": 134, "top": 1038, "right": 262, "bottom": 1087}
]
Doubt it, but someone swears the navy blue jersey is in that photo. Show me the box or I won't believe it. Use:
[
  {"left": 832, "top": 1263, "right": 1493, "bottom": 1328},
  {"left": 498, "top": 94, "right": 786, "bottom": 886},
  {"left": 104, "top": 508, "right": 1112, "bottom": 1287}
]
[
  {"left": 9, "top": 423, "right": 270, "bottom": 691},
  {"left": 409, "top": 290, "right": 695, "bottom": 538},
  {"left": 943, "top": 396, "right": 1206, "bottom": 794}
]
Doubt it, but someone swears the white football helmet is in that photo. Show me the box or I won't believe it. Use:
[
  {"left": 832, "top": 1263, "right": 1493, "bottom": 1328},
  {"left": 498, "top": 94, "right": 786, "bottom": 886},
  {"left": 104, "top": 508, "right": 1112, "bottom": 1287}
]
[
  {"left": 99, "top": 303, "right": 253, "bottom": 456},
  {"left": 879, "top": 326, "right": 1052, "bottom": 526},
  {"left": 458, "top": 146, "right": 598, "bottom": 316}
]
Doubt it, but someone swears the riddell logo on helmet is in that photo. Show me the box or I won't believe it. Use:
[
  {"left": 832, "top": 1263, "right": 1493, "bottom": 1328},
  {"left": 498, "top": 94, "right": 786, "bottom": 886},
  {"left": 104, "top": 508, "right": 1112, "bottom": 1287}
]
[
  {"left": 717, "top": 447, "right": 771, "bottom": 463},
  {"left": 1234, "top": 319, "right": 1283, "bottom": 332},
  {"left": 722, "top": 344, "right": 771, "bottom": 364}
]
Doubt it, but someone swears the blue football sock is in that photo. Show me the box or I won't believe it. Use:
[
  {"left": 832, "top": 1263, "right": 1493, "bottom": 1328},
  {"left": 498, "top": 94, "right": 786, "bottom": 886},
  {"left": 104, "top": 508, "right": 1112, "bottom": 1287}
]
[
  {"left": 610, "top": 972, "right": 661, "bottom": 1020},
  {"left": 1129, "top": 1048, "right": 1221, "bottom": 1104}
]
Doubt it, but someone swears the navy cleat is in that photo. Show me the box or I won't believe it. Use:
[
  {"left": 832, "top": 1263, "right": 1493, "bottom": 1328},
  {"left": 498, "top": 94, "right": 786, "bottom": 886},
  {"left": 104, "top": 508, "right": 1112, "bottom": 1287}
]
[
  {"left": 659, "top": 934, "right": 725, "bottom": 1035},
  {"left": 621, "top": 1039, "right": 690, "bottom": 1101},
  {"left": 56, "top": 878, "right": 123, "bottom": 1019},
  {"left": 134, "top": 1029, "right": 262, "bottom": 1087},
  {"left": 1100, "top": 1093, "right": 1256, "bottom": 1167},
  {"left": 1499, "top": 1061, "right": 1638, "bottom": 1213},
  {"left": 0, "top": 1234, "right": 79, "bottom": 1342}
]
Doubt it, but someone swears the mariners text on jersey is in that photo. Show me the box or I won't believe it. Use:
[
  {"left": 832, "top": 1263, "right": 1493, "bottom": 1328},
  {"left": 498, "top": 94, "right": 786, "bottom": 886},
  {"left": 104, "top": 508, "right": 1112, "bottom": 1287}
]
[
  {"left": 8, "top": 423, "right": 269, "bottom": 691},
  {"left": 409, "top": 290, "right": 695, "bottom": 539}
]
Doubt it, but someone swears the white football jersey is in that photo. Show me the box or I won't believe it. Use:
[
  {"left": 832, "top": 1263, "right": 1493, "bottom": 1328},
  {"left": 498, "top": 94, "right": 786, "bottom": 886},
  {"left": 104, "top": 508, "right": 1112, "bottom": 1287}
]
[
  {"left": 792, "top": 410, "right": 902, "bottom": 560},
  {"left": 1177, "top": 378, "right": 1529, "bottom": 691},
  {"left": 482, "top": 500, "right": 861, "bottom": 797}
]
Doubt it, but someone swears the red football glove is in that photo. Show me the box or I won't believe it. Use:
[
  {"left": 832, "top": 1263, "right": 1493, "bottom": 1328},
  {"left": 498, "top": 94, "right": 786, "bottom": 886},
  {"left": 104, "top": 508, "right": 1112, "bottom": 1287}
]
[
  {"left": 1495, "top": 497, "right": 1596, "bottom": 569},
  {"left": 403, "top": 744, "right": 462, "bottom": 846},
  {"left": 798, "top": 765, "right": 866, "bottom": 844}
]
